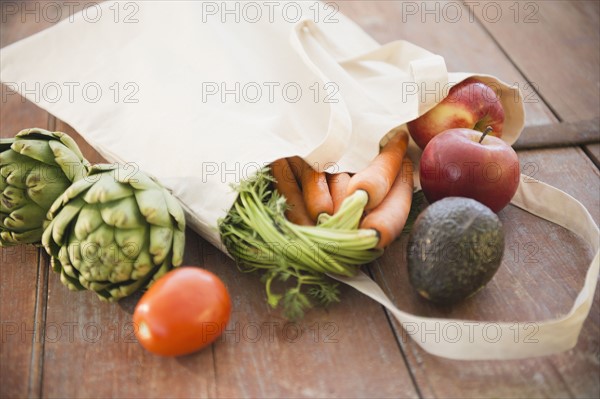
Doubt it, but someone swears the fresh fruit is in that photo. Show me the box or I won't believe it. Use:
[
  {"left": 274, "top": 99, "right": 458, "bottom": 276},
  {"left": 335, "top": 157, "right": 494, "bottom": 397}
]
[
  {"left": 407, "top": 78, "right": 505, "bottom": 149},
  {"left": 419, "top": 127, "right": 519, "bottom": 213},
  {"left": 1, "top": 128, "right": 88, "bottom": 246},
  {"left": 133, "top": 267, "right": 232, "bottom": 357},
  {"left": 42, "top": 164, "right": 185, "bottom": 301},
  {"left": 407, "top": 197, "right": 504, "bottom": 304}
]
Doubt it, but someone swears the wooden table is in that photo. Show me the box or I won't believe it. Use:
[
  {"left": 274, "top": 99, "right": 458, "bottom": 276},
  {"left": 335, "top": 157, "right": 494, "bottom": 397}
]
[{"left": 1, "top": 1, "right": 599, "bottom": 397}]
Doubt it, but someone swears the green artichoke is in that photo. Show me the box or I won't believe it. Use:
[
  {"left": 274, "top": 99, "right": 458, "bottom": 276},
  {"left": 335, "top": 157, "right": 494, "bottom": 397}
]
[
  {"left": 42, "top": 164, "right": 185, "bottom": 301},
  {"left": 1, "top": 128, "right": 88, "bottom": 246}
]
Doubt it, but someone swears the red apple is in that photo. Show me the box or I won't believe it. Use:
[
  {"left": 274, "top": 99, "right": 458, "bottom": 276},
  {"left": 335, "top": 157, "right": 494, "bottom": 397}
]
[
  {"left": 408, "top": 78, "right": 505, "bottom": 150},
  {"left": 419, "top": 128, "right": 519, "bottom": 212}
]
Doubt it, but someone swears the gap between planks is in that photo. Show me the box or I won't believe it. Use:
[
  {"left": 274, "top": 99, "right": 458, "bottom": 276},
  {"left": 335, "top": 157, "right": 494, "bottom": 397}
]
[
  {"left": 462, "top": 0, "right": 563, "bottom": 123},
  {"left": 366, "top": 265, "right": 424, "bottom": 399},
  {"left": 26, "top": 115, "right": 56, "bottom": 398},
  {"left": 581, "top": 144, "right": 600, "bottom": 170},
  {"left": 27, "top": 250, "right": 49, "bottom": 399}
]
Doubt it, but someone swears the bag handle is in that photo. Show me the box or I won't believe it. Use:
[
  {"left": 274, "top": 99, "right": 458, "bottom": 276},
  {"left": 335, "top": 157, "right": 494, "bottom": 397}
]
[
  {"left": 332, "top": 175, "right": 599, "bottom": 360},
  {"left": 291, "top": 20, "right": 448, "bottom": 168},
  {"left": 338, "top": 40, "right": 448, "bottom": 116}
]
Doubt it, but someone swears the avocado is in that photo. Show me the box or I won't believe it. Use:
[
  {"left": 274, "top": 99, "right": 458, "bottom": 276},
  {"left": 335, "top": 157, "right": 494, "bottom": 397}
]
[{"left": 407, "top": 197, "right": 504, "bottom": 304}]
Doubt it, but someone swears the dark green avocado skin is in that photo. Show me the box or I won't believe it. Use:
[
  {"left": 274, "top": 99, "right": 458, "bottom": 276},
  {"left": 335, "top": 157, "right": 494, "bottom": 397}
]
[{"left": 407, "top": 197, "right": 504, "bottom": 304}]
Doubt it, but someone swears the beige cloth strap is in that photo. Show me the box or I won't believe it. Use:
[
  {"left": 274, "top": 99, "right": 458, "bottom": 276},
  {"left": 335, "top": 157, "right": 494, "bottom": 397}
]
[{"left": 333, "top": 174, "right": 599, "bottom": 360}]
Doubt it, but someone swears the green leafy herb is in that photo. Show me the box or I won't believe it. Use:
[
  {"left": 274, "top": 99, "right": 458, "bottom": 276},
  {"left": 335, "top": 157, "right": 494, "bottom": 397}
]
[{"left": 219, "top": 168, "right": 382, "bottom": 319}]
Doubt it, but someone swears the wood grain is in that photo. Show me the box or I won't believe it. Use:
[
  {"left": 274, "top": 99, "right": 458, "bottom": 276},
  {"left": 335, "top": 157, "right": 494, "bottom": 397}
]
[
  {"left": 0, "top": 0, "right": 100, "bottom": 48},
  {"left": 1, "top": 4, "right": 104, "bottom": 392},
  {"left": 0, "top": 88, "right": 49, "bottom": 398},
  {"left": 0, "top": 4, "right": 58, "bottom": 390},
  {"left": 0, "top": 242, "right": 42, "bottom": 398},
  {"left": 470, "top": 0, "right": 600, "bottom": 122}
]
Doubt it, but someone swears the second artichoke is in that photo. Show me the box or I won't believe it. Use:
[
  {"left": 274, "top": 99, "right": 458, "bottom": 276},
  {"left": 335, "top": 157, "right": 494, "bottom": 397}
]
[{"left": 42, "top": 164, "right": 186, "bottom": 301}]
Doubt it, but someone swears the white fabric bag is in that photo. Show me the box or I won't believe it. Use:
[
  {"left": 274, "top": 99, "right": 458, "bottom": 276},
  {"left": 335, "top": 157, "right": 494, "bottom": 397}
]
[{"left": 1, "top": 1, "right": 597, "bottom": 360}]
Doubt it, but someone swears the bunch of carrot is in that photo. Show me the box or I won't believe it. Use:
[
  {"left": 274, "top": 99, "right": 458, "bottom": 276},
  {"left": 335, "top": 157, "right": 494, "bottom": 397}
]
[
  {"left": 219, "top": 130, "right": 414, "bottom": 318},
  {"left": 272, "top": 131, "right": 413, "bottom": 249}
]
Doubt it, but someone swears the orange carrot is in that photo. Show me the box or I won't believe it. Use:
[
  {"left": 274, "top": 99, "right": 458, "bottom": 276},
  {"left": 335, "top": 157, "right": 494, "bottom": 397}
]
[
  {"left": 327, "top": 172, "right": 351, "bottom": 214},
  {"left": 347, "top": 131, "right": 409, "bottom": 210},
  {"left": 270, "top": 158, "right": 314, "bottom": 226},
  {"left": 288, "top": 156, "right": 334, "bottom": 222},
  {"left": 360, "top": 157, "right": 414, "bottom": 249}
]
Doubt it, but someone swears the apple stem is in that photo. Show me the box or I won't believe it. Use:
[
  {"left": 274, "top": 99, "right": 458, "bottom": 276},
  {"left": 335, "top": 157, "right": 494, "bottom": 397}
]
[{"left": 479, "top": 126, "right": 493, "bottom": 144}]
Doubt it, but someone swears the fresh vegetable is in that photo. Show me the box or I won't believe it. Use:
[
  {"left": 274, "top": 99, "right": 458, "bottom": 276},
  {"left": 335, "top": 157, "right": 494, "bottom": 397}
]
[
  {"left": 1, "top": 128, "right": 88, "bottom": 246},
  {"left": 218, "top": 169, "right": 382, "bottom": 319},
  {"left": 271, "top": 158, "right": 313, "bottom": 226},
  {"left": 407, "top": 197, "right": 504, "bottom": 304},
  {"left": 327, "top": 172, "right": 351, "bottom": 214},
  {"left": 346, "top": 131, "right": 409, "bottom": 210},
  {"left": 220, "top": 132, "right": 416, "bottom": 318},
  {"left": 419, "top": 127, "right": 519, "bottom": 212},
  {"left": 42, "top": 164, "right": 185, "bottom": 301},
  {"left": 133, "top": 267, "right": 231, "bottom": 357},
  {"left": 360, "top": 157, "right": 414, "bottom": 248},
  {"left": 288, "top": 156, "right": 333, "bottom": 222}
]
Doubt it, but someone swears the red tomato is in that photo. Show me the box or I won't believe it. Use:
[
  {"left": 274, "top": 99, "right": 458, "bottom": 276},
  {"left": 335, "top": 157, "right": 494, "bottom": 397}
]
[{"left": 133, "top": 267, "right": 231, "bottom": 356}]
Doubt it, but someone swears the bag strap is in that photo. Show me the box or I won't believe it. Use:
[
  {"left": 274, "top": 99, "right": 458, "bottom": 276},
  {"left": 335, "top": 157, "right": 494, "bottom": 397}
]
[
  {"left": 291, "top": 20, "right": 448, "bottom": 169},
  {"left": 332, "top": 174, "right": 599, "bottom": 360}
]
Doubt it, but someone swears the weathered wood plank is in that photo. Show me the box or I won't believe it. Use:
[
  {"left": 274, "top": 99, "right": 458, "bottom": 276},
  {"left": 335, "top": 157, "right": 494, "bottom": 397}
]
[
  {"left": 1, "top": 4, "right": 105, "bottom": 393},
  {"left": 0, "top": 3, "right": 61, "bottom": 392},
  {"left": 199, "top": 241, "right": 419, "bottom": 398},
  {"left": 469, "top": 0, "right": 600, "bottom": 121},
  {"left": 513, "top": 118, "right": 600, "bottom": 150},
  {"left": 0, "top": 245, "right": 41, "bottom": 398},
  {"left": 0, "top": 88, "right": 49, "bottom": 398},
  {"left": 0, "top": 0, "right": 100, "bottom": 48}
]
